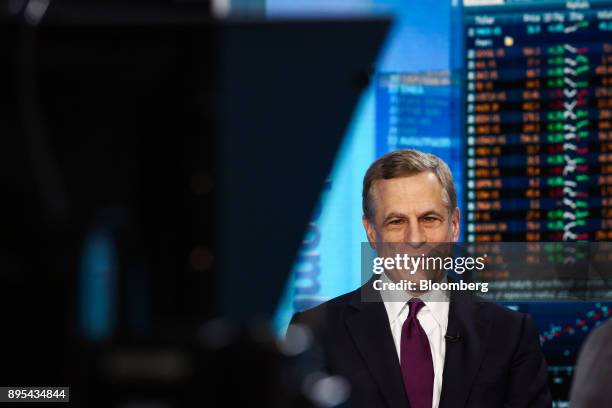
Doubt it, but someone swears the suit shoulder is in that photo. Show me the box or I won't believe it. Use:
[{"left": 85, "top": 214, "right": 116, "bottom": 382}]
[
  {"left": 298, "top": 288, "right": 357, "bottom": 316},
  {"left": 290, "top": 288, "right": 357, "bottom": 328},
  {"left": 478, "top": 299, "right": 528, "bottom": 326}
]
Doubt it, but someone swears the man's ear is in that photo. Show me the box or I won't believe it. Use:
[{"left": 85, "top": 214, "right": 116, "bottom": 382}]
[
  {"left": 362, "top": 215, "right": 378, "bottom": 249},
  {"left": 450, "top": 207, "right": 460, "bottom": 242}
]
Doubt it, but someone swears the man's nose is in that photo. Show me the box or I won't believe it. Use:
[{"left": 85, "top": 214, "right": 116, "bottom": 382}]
[{"left": 403, "top": 220, "right": 426, "bottom": 248}]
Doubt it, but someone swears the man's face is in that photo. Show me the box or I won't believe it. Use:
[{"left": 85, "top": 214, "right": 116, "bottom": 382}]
[
  {"left": 363, "top": 171, "right": 459, "bottom": 245},
  {"left": 363, "top": 171, "right": 460, "bottom": 283}
]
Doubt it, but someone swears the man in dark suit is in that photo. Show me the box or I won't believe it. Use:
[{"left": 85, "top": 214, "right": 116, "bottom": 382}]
[{"left": 290, "top": 149, "right": 551, "bottom": 408}]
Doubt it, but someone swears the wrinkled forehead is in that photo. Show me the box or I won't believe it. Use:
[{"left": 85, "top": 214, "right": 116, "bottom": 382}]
[{"left": 369, "top": 172, "right": 450, "bottom": 218}]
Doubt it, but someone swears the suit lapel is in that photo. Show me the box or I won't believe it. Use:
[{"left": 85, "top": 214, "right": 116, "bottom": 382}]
[
  {"left": 438, "top": 294, "right": 492, "bottom": 408},
  {"left": 344, "top": 281, "right": 410, "bottom": 408}
]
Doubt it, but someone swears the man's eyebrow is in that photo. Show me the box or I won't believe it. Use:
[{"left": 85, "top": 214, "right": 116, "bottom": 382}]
[
  {"left": 383, "top": 210, "right": 446, "bottom": 222},
  {"left": 383, "top": 212, "right": 407, "bottom": 223},
  {"left": 418, "top": 210, "right": 446, "bottom": 219}
]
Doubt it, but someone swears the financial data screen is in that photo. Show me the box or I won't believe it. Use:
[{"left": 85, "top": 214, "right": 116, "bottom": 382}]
[
  {"left": 460, "top": 1, "right": 612, "bottom": 405},
  {"left": 463, "top": 0, "right": 612, "bottom": 242}
]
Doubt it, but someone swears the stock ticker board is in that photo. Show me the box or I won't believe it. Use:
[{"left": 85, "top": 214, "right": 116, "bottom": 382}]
[
  {"left": 462, "top": 0, "right": 612, "bottom": 243},
  {"left": 460, "top": 2, "right": 612, "bottom": 404}
]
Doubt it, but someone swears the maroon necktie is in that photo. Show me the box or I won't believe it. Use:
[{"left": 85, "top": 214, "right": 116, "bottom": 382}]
[{"left": 400, "top": 298, "right": 434, "bottom": 408}]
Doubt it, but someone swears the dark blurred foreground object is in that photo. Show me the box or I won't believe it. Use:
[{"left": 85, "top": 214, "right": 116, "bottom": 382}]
[
  {"left": 0, "top": 1, "right": 389, "bottom": 406},
  {"left": 570, "top": 319, "right": 612, "bottom": 408}
]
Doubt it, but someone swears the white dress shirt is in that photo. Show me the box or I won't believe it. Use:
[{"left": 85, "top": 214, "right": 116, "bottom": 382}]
[{"left": 380, "top": 273, "right": 450, "bottom": 408}]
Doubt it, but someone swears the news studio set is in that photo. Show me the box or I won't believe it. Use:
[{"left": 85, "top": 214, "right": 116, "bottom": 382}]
[{"left": 1, "top": 0, "right": 611, "bottom": 407}]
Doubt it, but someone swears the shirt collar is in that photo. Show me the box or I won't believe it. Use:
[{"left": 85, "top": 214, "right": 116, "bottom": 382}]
[
  {"left": 380, "top": 272, "right": 450, "bottom": 330},
  {"left": 420, "top": 294, "right": 449, "bottom": 331}
]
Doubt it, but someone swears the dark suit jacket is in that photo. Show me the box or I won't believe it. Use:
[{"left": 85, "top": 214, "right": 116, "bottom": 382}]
[{"left": 290, "top": 281, "right": 552, "bottom": 408}]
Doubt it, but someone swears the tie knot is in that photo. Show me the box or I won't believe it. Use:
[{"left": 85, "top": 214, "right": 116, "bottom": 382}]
[{"left": 408, "top": 298, "right": 425, "bottom": 318}]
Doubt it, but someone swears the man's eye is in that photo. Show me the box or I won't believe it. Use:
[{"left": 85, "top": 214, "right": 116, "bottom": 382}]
[
  {"left": 388, "top": 219, "right": 403, "bottom": 225},
  {"left": 422, "top": 217, "right": 438, "bottom": 223}
]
